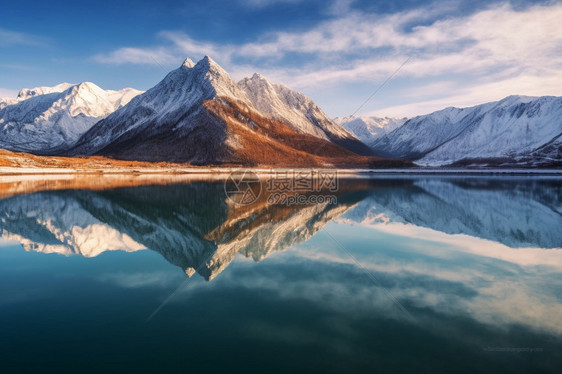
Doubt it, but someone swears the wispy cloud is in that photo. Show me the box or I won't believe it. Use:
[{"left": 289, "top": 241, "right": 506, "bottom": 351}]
[
  {"left": 92, "top": 1, "right": 562, "bottom": 116},
  {"left": 92, "top": 47, "right": 177, "bottom": 65},
  {"left": 239, "top": 0, "right": 307, "bottom": 8},
  {"left": 158, "top": 31, "right": 235, "bottom": 64},
  {"left": 251, "top": 2, "right": 562, "bottom": 86},
  {"left": 0, "top": 63, "right": 41, "bottom": 71},
  {"left": 0, "top": 28, "right": 49, "bottom": 47},
  {"left": 371, "top": 70, "right": 562, "bottom": 117}
]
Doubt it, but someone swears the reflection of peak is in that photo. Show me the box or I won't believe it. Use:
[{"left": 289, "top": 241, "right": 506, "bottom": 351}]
[
  {"left": 0, "top": 192, "right": 146, "bottom": 257},
  {"left": 90, "top": 183, "right": 365, "bottom": 280},
  {"left": 4, "top": 178, "right": 558, "bottom": 282},
  {"left": 201, "top": 200, "right": 355, "bottom": 280},
  {"left": 0, "top": 182, "right": 368, "bottom": 281}
]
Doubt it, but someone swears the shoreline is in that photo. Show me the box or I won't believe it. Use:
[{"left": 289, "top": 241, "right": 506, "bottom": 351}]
[
  {"left": 1, "top": 166, "right": 561, "bottom": 176},
  {"left": 1, "top": 167, "right": 560, "bottom": 200}
]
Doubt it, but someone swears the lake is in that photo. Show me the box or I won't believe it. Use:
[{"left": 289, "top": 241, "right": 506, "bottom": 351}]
[{"left": 0, "top": 174, "right": 561, "bottom": 373}]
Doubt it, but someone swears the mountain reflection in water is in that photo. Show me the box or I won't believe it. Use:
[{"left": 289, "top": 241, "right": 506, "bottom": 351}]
[
  {"left": 1, "top": 175, "right": 561, "bottom": 373},
  {"left": 1, "top": 176, "right": 560, "bottom": 280}
]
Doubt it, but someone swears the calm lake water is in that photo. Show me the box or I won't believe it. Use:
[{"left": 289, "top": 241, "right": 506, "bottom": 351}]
[{"left": 0, "top": 175, "right": 561, "bottom": 373}]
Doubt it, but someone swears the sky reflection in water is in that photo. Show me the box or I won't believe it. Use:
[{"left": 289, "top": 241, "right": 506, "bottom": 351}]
[{"left": 0, "top": 176, "right": 561, "bottom": 373}]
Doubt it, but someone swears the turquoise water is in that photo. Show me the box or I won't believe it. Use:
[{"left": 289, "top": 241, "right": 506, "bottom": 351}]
[{"left": 0, "top": 177, "right": 561, "bottom": 373}]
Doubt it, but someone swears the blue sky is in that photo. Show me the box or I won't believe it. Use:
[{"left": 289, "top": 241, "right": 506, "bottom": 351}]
[{"left": 1, "top": 0, "right": 561, "bottom": 117}]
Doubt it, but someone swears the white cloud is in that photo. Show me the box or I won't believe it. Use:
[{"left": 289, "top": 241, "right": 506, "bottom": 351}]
[
  {"left": 92, "top": 47, "right": 177, "bottom": 65},
  {"left": 158, "top": 31, "right": 235, "bottom": 64},
  {"left": 326, "top": 0, "right": 355, "bottom": 15},
  {"left": 371, "top": 71, "right": 562, "bottom": 117},
  {"left": 92, "top": 2, "right": 562, "bottom": 116},
  {"left": 245, "top": 2, "right": 562, "bottom": 87}
]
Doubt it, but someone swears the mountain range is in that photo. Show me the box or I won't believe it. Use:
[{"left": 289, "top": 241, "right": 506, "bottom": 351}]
[
  {"left": 67, "top": 56, "right": 381, "bottom": 166},
  {"left": 0, "top": 56, "right": 560, "bottom": 167},
  {"left": 1, "top": 57, "right": 395, "bottom": 167},
  {"left": 338, "top": 96, "right": 562, "bottom": 167}
]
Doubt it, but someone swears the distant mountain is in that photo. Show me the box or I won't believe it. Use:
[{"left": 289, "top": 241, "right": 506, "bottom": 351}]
[
  {"left": 16, "top": 83, "right": 76, "bottom": 100},
  {"left": 334, "top": 116, "right": 407, "bottom": 147},
  {"left": 370, "top": 96, "right": 562, "bottom": 167},
  {"left": 0, "top": 82, "right": 141, "bottom": 153},
  {"left": 67, "top": 56, "right": 387, "bottom": 166},
  {"left": 0, "top": 83, "right": 76, "bottom": 110}
]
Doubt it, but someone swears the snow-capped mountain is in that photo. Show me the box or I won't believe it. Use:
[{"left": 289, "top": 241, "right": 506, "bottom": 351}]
[
  {"left": 370, "top": 95, "right": 562, "bottom": 166},
  {"left": 334, "top": 116, "right": 407, "bottom": 147},
  {"left": 0, "top": 82, "right": 141, "bottom": 153},
  {"left": 0, "top": 83, "right": 75, "bottom": 110},
  {"left": 5, "top": 56, "right": 558, "bottom": 168},
  {"left": 68, "top": 56, "right": 383, "bottom": 166},
  {"left": 68, "top": 57, "right": 243, "bottom": 162},
  {"left": 16, "top": 83, "right": 75, "bottom": 100}
]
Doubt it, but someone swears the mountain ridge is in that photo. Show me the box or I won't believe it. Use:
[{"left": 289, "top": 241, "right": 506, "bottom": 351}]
[
  {"left": 339, "top": 95, "right": 561, "bottom": 167},
  {"left": 65, "top": 56, "right": 395, "bottom": 167},
  {"left": 0, "top": 82, "right": 142, "bottom": 153},
  {"left": 334, "top": 116, "right": 407, "bottom": 147},
  {"left": 2, "top": 57, "right": 560, "bottom": 168},
  {"left": 238, "top": 73, "right": 374, "bottom": 155}
]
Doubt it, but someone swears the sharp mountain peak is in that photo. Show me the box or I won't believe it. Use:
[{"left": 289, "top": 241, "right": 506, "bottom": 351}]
[{"left": 181, "top": 57, "right": 195, "bottom": 69}]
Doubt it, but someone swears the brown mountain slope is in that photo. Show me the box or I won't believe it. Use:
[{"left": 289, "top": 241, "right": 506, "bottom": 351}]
[
  {"left": 65, "top": 56, "right": 410, "bottom": 167},
  {"left": 91, "top": 96, "right": 411, "bottom": 168}
]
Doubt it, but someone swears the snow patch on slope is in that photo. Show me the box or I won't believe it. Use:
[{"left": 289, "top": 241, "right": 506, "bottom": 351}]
[{"left": 238, "top": 73, "right": 352, "bottom": 140}]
